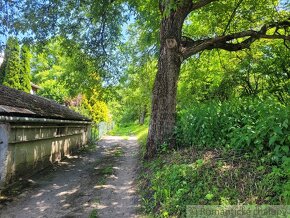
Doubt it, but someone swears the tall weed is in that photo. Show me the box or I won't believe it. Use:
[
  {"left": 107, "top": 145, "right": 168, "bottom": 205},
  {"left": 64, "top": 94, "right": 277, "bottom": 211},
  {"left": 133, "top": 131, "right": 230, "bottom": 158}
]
[{"left": 177, "top": 97, "right": 290, "bottom": 160}]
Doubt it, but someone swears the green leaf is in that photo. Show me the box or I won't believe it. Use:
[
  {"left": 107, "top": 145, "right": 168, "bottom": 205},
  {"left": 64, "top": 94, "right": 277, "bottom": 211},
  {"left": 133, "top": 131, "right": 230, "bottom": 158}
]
[
  {"left": 282, "top": 146, "right": 289, "bottom": 154},
  {"left": 273, "top": 126, "right": 283, "bottom": 135},
  {"left": 282, "top": 120, "right": 288, "bottom": 128},
  {"left": 205, "top": 193, "right": 214, "bottom": 200},
  {"left": 269, "top": 136, "right": 277, "bottom": 146}
]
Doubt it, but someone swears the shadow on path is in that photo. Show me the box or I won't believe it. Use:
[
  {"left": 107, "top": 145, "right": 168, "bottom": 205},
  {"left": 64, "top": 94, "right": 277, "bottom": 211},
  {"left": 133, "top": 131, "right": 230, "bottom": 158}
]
[{"left": 0, "top": 136, "right": 140, "bottom": 218}]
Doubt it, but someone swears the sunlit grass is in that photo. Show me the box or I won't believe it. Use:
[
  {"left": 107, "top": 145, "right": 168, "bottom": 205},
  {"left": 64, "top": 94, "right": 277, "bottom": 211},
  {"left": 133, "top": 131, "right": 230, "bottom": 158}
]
[
  {"left": 110, "top": 123, "right": 148, "bottom": 146},
  {"left": 110, "top": 123, "right": 148, "bottom": 138},
  {"left": 136, "top": 126, "right": 148, "bottom": 146},
  {"left": 110, "top": 122, "right": 149, "bottom": 156}
]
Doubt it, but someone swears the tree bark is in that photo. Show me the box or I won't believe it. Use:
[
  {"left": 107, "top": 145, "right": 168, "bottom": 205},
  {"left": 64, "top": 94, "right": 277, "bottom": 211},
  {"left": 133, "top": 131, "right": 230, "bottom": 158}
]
[
  {"left": 145, "top": 10, "right": 185, "bottom": 158},
  {"left": 145, "top": 0, "right": 220, "bottom": 158}
]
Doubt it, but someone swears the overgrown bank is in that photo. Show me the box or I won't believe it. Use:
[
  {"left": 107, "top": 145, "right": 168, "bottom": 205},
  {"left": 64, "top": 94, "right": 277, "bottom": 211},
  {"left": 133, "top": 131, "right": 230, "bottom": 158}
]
[
  {"left": 116, "top": 97, "right": 290, "bottom": 217},
  {"left": 139, "top": 147, "right": 289, "bottom": 217}
]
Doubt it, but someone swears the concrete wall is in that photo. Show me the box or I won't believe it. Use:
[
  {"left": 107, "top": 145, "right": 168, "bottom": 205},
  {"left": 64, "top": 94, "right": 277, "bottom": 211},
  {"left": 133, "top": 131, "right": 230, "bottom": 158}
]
[
  {"left": 0, "top": 122, "right": 91, "bottom": 186},
  {"left": 0, "top": 124, "right": 9, "bottom": 185}
]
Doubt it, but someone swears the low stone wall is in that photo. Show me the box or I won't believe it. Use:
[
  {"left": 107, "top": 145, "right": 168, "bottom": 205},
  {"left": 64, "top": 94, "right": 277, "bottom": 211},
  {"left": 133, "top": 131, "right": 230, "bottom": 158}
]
[{"left": 0, "top": 122, "right": 91, "bottom": 186}]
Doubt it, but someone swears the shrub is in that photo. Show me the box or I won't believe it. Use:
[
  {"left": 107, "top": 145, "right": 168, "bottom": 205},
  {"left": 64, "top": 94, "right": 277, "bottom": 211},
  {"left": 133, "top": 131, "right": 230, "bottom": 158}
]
[
  {"left": 176, "top": 97, "right": 290, "bottom": 160},
  {"left": 140, "top": 97, "right": 290, "bottom": 217}
]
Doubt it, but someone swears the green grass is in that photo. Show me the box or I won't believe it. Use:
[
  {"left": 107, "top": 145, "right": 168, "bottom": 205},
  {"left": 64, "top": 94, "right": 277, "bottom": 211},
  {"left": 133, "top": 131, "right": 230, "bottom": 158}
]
[
  {"left": 110, "top": 123, "right": 149, "bottom": 155},
  {"left": 111, "top": 123, "right": 148, "bottom": 137},
  {"left": 135, "top": 126, "right": 149, "bottom": 146},
  {"left": 138, "top": 147, "right": 289, "bottom": 217},
  {"left": 100, "top": 165, "right": 114, "bottom": 175},
  {"left": 112, "top": 147, "right": 125, "bottom": 157},
  {"left": 89, "top": 209, "right": 99, "bottom": 218}
]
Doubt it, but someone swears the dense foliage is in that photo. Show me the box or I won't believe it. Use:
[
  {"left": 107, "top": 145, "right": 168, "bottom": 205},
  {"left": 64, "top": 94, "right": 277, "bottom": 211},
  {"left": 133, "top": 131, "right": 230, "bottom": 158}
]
[
  {"left": 19, "top": 44, "right": 32, "bottom": 92},
  {"left": 177, "top": 98, "right": 289, "bottom": 155},
  {"left": 30, "top": 38, "right": 110, "bottom": 123},
  {"left": 137, "top": 42, "right": 290, "bottom": 216},
  {"left": 2, "top": 37, "right": 21, "bottom": 90},
  {"left": 137, "top": 96, "right": 290, "bottom": 217},
  {"left": 0, "top": 37, "right": 32, "bottom": 92}
]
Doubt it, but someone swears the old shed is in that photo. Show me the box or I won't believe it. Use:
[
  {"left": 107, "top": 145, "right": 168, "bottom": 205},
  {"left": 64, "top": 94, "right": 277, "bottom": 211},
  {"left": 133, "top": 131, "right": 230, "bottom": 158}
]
[{"left": 0, "top": 85, "right": 91, "bottom": 187}]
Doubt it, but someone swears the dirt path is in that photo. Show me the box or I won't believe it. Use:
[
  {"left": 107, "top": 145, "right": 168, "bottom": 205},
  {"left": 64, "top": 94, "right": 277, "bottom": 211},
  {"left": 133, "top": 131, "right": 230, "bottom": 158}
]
[{"left": 0, "top": 136, "right": 140, "bottom": 218}]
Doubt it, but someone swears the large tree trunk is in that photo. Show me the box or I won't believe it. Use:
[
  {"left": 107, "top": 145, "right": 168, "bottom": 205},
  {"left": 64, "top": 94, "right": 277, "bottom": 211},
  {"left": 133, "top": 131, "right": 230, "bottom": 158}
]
[{"left": 145, "top": 11, "right": 184, "bottom": 158}]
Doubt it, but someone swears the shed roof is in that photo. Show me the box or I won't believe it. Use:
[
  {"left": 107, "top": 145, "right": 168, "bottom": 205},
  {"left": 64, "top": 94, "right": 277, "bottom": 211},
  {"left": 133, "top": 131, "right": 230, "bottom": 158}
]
[{"left": 0, "top": 85, "right": 91, "bottom": 121}]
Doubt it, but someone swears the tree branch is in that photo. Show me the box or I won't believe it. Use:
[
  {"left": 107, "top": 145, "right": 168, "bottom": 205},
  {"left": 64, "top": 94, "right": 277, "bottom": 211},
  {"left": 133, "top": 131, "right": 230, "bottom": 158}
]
[
  {"left": 223, "top": 0, "right": 244, "bottom": 35},
  {"left": 181, "top": 20, "right": 290, "bottom": 60}
]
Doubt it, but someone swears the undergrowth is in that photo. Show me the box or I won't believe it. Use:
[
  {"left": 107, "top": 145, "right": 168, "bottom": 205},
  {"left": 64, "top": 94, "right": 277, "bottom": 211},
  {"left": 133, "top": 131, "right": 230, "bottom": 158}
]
[
  {"left": 138, "top": 97, "right": 289, "bottom": 217},
  {"left": 114, "top": 97, "right": 290, "bottom": 217},
  {"left": 139, "top": 147, "right": 289, "bottom": 217}
]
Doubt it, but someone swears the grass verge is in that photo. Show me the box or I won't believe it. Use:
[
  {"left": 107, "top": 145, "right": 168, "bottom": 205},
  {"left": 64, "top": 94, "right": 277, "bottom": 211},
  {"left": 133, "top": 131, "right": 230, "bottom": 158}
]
[{"left": 138, "top": 147, "right": 289, "bottom": 217}]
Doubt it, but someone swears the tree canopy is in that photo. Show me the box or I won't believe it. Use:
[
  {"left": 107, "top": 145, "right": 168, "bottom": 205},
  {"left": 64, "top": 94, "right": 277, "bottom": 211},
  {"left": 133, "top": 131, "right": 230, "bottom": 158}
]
[{"left": 0, "top": 0, "right": 289, "bottom": 157}]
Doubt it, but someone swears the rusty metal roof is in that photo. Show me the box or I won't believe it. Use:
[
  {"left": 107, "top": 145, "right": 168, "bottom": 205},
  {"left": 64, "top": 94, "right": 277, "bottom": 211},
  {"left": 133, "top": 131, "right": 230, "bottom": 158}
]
[{"left": 0, "top": 85, "right": 91, "bottom": 121}]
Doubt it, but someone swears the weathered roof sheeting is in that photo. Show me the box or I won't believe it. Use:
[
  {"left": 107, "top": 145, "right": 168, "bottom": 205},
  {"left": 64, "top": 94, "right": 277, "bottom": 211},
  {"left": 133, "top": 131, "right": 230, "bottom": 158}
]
[{"left": 0, "top": 85, "right": 90, "bottom": 121}]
